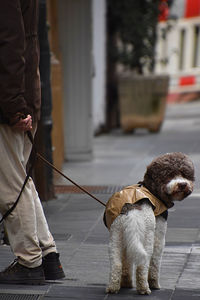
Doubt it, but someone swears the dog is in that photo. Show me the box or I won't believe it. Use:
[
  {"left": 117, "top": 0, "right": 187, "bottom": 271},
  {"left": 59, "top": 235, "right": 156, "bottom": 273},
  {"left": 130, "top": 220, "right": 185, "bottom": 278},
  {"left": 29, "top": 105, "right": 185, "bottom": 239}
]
[{"left": 104, "top": 152, "right": 194, "bottom": 295}]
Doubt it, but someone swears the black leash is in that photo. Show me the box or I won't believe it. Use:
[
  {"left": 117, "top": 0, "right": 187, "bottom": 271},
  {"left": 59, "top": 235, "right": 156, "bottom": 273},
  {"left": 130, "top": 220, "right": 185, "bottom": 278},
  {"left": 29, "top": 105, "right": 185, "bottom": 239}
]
[{"left": 0, "top": 131, "right": 106, "bottom": 224}]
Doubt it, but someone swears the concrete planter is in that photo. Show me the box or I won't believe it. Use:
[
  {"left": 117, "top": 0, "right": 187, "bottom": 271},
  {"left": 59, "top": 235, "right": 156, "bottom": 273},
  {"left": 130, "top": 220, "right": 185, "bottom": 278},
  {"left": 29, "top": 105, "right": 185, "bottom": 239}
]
[{"left": 119, "top": 74, "right": 169, "bottom": 133}]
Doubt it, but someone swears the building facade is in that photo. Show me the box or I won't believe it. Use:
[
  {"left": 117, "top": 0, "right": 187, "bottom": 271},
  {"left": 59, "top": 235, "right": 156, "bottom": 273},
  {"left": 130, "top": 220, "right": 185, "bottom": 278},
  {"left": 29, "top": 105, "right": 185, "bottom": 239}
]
[{"left": 155, "top": 0, "right": 200, "bottom": 101}]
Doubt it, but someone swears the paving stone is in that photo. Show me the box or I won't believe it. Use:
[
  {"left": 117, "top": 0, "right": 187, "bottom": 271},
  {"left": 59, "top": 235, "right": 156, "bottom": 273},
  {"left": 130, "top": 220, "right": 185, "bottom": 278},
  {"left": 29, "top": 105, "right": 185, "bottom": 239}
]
[
  {"left": 172, "top": 289, "right": 200, "bottom": 299},
  {"left": 44, "top": 286, "right": 107, "bottom": 299}
]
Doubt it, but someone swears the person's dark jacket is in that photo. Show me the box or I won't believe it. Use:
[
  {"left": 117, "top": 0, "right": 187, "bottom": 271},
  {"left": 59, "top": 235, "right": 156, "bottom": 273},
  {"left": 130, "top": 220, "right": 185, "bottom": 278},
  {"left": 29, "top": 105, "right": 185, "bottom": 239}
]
[{"left": 0, "top": 0, "right": 41, "bottom": 125}]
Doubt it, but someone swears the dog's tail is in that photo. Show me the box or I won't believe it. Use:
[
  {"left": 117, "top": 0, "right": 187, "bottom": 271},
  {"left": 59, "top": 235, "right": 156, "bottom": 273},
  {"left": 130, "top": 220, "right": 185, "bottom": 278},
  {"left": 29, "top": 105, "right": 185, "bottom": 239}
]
[{"left": 122, "top": 212, "right": 148, "bottom": 265}]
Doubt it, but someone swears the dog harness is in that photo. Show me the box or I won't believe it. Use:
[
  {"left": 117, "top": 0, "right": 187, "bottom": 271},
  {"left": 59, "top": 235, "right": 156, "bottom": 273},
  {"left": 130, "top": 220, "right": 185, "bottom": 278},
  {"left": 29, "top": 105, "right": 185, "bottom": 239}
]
[{"left": 104, "top": 184, "right": 168, "bottom": 230}]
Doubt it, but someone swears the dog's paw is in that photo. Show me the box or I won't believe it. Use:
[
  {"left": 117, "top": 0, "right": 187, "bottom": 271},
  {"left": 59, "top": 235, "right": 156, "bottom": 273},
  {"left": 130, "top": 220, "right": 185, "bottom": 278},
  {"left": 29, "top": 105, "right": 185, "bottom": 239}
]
[
  {"left": 106, "top": 285, "right": 120, "bottom": 294},
  {"left": 148, "top": 279, "right": 161, "bottom": 290},
  {"left": 137, "top": 287, "right": 151, "bottom": 295}
]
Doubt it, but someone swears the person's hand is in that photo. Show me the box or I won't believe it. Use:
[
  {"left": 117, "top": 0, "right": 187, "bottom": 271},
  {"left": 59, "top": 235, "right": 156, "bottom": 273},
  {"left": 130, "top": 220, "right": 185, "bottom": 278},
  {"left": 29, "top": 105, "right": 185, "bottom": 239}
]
[{"left": 12, "top": 114, "right": 32, "bottom": 132}]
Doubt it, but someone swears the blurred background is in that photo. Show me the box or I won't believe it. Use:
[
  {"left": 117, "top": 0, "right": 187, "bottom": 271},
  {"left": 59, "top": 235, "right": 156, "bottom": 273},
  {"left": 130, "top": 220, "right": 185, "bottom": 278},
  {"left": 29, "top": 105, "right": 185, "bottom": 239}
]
[{"left": 35, "top": 0, "right": 200, "bottom": 201}]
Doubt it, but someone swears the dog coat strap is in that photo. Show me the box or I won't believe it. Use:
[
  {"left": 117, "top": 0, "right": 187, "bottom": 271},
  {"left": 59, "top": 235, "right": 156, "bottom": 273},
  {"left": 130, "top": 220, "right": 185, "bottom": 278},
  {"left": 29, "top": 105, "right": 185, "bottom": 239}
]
[{"left": 137, "top": 185, "right": 168, "bottom": 217}]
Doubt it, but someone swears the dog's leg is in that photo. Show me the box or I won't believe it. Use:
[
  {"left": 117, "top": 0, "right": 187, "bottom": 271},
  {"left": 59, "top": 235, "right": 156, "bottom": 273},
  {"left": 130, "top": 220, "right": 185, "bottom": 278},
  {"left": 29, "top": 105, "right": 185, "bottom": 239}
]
[
  {"left": 136, "top": 264, "right": 151, "bottom": 295},
  {"left": 106, "top": 219, "right": 123, "bottom": 294},
  {"left": 148, "top": 215, "right": 167, "bottom": 289},
  {"left": 135, "top": 228, "right": 154, "bottom": 295},
  {"left": 121, "top": 251, "right": 133, "bottom": 288}
]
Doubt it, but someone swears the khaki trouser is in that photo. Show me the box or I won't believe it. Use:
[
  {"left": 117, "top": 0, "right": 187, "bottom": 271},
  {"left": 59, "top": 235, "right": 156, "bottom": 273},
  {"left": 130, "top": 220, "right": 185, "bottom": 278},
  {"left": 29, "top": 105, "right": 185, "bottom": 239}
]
[{"left": 0, "top": 124, "right": 57, "bottom": 268}]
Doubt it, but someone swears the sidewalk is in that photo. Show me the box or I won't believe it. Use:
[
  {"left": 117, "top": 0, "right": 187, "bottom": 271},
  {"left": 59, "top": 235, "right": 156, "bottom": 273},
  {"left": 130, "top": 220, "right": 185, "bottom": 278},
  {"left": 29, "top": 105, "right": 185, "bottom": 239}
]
[{"left": 1, "top": 101, "right": 200, "bottom": 299}]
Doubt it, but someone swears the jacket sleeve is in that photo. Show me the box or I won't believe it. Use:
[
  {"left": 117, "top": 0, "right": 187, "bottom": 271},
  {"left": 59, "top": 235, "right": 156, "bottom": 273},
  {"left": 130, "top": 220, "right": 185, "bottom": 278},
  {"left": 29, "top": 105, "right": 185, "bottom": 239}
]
[{"left": 0, "top": 1, "right": 30, "bottom": 124}]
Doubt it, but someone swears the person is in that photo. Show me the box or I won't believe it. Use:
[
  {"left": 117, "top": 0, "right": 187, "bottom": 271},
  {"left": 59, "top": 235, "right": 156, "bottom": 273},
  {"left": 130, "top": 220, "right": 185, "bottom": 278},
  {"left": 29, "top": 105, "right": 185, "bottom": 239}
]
[{"left": 0, "top": 1, "right": 65, "bottom": 284}]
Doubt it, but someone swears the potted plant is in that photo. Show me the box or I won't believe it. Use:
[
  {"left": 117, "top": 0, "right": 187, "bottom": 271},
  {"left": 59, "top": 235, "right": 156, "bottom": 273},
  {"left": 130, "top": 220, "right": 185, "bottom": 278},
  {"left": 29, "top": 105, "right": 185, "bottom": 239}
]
[{"left": 107, "top": 0, "right": 170, "bottom": 133}]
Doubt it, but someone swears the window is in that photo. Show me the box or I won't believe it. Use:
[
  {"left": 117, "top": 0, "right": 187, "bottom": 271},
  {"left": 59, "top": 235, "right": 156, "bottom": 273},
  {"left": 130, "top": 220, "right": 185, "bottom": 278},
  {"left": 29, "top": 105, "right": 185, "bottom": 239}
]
[
  {"left": 193, "top": 25, "right": 200, "bottom": 68},
  {"left": 179, "top": 29, "right": 185, "bottom": 70}
]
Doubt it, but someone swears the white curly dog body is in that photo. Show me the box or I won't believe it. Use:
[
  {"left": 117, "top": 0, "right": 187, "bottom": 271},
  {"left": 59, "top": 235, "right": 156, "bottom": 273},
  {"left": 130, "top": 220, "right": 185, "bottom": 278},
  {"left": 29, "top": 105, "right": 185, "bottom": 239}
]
[{"left": 106, "top": 203, "right": 167, "bottom": 295}]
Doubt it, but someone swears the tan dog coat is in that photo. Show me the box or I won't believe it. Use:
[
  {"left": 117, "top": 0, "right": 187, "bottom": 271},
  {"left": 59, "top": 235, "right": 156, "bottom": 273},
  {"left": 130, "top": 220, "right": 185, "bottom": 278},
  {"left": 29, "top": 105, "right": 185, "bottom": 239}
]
[{"left": 105, "top": 184, "right": 168, "bottom": 230}]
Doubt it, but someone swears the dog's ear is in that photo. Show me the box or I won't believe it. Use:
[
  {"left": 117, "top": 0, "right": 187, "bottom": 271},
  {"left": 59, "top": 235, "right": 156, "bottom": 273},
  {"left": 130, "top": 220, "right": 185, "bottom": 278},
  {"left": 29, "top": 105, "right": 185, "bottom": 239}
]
[
  {"left": 143, "top": 166, "right": 158, "bottom": 194},
  {"left": 179, "top": 158, "right": 195, "bottom": 182}
]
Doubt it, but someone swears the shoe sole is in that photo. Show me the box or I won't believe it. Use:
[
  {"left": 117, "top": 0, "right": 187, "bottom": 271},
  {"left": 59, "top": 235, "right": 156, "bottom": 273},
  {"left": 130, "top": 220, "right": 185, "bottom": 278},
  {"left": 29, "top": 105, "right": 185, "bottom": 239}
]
[
  {"left": 0, "top": 278, "right": 45, "bottom": 285},
  {"left": 45, "top": 272, "right": 65, "bottom": 280}
]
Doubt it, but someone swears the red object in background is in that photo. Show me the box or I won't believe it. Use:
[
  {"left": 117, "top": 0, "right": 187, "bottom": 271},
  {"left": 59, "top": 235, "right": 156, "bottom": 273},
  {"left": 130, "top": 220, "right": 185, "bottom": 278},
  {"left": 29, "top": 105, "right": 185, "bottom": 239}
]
[
  {"left": 185, "top": 0, "right": 200, "bottom": 18},
  {"left": 179, "top": 76, "right": 196, "bottom": 86},
  {"left": 159, "top": 0, "right": 169, "bottom": 21}
]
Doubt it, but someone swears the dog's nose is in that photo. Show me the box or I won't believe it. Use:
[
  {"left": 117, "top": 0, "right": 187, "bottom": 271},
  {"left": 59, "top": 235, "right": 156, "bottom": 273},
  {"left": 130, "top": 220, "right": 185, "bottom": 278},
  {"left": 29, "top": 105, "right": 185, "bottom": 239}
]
[{"left": 178, "top": 182, "right": 187, "bottom": 190}]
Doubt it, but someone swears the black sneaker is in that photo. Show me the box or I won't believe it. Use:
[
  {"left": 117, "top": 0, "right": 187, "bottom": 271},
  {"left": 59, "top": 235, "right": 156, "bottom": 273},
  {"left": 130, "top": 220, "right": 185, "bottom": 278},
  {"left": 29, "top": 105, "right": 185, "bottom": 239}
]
[
  {"left": 42, "top": 252, "right": 65, "bottom": 280},
  {"left": 0, "top": 260, "right": 45, "bottom": 285}
]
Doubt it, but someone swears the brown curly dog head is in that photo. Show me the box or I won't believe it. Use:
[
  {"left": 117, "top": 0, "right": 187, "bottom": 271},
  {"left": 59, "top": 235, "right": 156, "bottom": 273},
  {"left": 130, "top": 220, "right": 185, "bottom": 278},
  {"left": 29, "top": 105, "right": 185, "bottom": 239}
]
[{"left": 143, "top": 152, "right": 195, "bottom": 208}]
